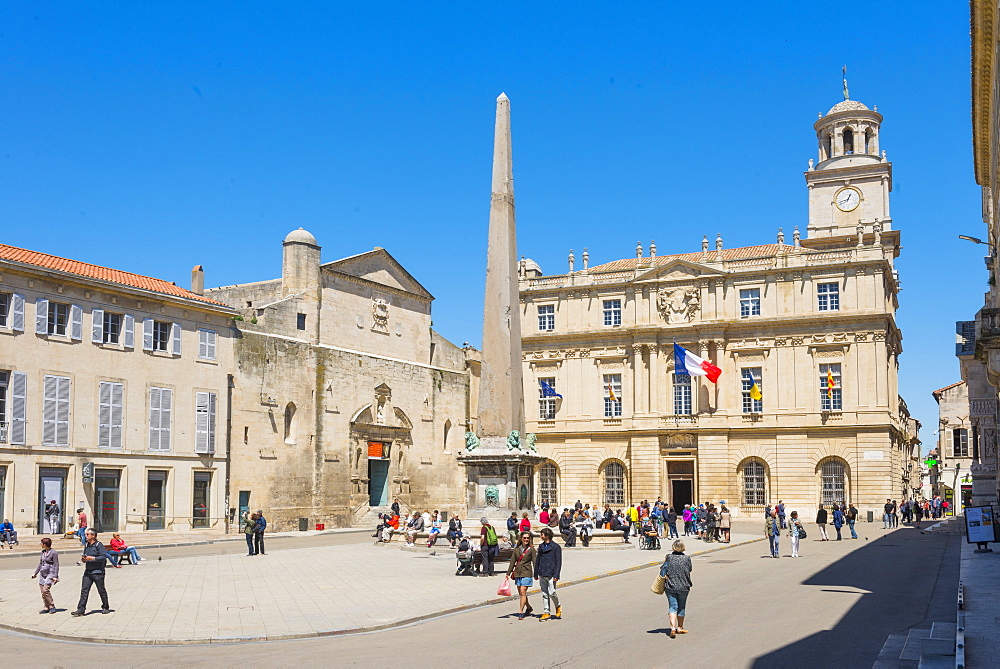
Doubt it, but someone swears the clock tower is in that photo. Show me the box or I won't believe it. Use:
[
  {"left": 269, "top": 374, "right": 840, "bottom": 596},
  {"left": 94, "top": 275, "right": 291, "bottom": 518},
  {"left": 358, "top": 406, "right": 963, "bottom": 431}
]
[{"left": 805, "top": 95, "right": 892, "bottom": 239}]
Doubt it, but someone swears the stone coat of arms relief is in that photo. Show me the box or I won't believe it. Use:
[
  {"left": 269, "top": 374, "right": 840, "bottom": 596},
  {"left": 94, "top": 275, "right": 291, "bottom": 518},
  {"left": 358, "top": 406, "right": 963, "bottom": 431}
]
[{"left": 657, "top": 286, "right": 700, "bottom": 324}]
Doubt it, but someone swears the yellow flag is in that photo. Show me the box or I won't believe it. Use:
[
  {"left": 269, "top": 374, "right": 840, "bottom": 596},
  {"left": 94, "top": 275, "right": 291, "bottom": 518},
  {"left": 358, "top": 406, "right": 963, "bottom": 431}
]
[
  {"left": 607, "top": 381, "right": 617, "bottom": 402},
  {"left": 750, "top": 382, "right": 762, "bottom": 401}
]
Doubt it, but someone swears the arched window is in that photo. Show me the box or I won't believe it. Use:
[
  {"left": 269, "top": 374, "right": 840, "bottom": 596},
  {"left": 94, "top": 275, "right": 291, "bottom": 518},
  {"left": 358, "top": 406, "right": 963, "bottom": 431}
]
[
  {"left": 843, "top": 128, "right": 854, "bottom": 154},
  {"left": 603, "top": 461, "right": 626, "bottom": 506},
  {"left": 283, "top": 402, "right": 296, "bottom": 445},
  {"left": 539, "top": 462, "right": 558, "bottom": 506},
  {"left": 820, "top": 459, "right": 847, "bottom": 505},
  {"left": 742, "top": 459, "right": 767, "bottom": 506},
  {"left": 443, "top": 419, "right": 452, "bottom": 452}
]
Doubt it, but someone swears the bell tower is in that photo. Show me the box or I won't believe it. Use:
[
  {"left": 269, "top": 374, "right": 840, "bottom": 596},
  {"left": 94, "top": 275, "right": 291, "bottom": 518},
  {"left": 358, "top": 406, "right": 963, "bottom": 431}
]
[{"left": 805, "top": 78, "right": 892, "bottom": 239}]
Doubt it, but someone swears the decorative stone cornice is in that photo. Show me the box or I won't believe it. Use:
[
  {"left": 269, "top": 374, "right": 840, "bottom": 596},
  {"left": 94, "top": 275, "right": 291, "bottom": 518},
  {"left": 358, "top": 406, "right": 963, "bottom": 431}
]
[{"left": 972, "top": 0, "right": 996, "bottom": 186}]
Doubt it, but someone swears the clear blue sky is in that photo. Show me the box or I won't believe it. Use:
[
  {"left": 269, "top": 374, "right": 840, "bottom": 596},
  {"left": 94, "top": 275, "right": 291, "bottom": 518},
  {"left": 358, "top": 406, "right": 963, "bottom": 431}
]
[{"left": 1, "top": 2, "right": 981, "bottom": 449}]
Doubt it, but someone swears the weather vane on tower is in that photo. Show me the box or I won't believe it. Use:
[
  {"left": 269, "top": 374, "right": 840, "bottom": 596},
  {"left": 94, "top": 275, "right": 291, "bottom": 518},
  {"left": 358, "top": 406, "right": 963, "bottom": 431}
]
[{"left": 842, "top": 65, "right": 850, "bottom": 101}]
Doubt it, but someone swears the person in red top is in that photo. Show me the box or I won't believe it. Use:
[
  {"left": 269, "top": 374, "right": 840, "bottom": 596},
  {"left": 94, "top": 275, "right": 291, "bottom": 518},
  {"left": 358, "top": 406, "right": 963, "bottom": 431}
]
[
  {"left": 519, "top": 512, "right": 532, "bottom": 534},
  {"left": 106, "top": 533, "right": 144, "bottom": 567},
  {"left": 75, "top": 509, "right": 88, "bottom": 546}
]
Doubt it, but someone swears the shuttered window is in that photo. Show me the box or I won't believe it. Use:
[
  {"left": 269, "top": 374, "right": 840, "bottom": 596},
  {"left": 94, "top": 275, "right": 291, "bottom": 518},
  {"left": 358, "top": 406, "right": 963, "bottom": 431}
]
[
  {"left": 198, "top": 330, "right": 217, "bottom": 360},
  {"left": 42, "top": 375, "right": 70, "bottom": 446},
  {"left": 195, "top": 391, "right": 216, "bottom": 454},
  {"left": 98, "top": 381, "right": 124, "bottom": 449},
  {"left": 122, "top": 314, "right": 135, "bottom": 349},
  {"left": 0, "top": 293, "right": 8, "bottom": 327},
  {"left": 10, "top": 372, "right": 26, "bottom": 445},
  {"left": 148, "top": 387, "right": 172, "bottom": 451},
  {"left": 10, "top": 294, "right": 25, "bottom": 332}
]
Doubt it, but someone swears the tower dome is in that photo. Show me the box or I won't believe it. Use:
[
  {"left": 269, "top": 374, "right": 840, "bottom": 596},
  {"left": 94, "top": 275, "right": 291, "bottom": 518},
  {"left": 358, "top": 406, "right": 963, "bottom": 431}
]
[
  {"left": 283, "top": 227, "right": 318, "bottom": 246},
  {"left": 826, "top": 99, "right": 870, "bottom": 116}
]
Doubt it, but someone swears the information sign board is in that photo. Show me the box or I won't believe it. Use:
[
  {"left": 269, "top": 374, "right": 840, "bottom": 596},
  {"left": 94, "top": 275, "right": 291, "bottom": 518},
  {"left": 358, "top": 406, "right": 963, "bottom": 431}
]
[{"left": 965, "top": 505, "right": 999, "bottom": 544}]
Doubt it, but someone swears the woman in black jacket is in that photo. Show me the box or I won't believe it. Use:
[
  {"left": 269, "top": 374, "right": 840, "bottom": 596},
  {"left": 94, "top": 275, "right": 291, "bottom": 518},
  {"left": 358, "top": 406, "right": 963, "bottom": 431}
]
[{"left": 558, "top": 509, "right": 577, "bottom": 546}]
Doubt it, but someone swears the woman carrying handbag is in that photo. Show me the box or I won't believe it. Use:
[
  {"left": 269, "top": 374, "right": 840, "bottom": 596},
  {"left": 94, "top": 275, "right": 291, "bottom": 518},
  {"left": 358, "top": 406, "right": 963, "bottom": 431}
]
[
  {"left": 657, "top": 540, "right": 693, "bottom": 638},
  {"left": 505, "top": 531, "right": 537, "bottom": 620}
]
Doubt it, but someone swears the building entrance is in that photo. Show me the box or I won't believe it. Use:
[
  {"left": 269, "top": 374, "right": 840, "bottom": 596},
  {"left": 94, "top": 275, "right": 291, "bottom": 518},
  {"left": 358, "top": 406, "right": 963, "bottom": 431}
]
[
  {"left": 671, "top": 479, "right": 693, "bottom": 510},
  {"left": 95, "top": 469, "right": 120, "bottom": 533},
  {"left": 368, "top": 459, "right": 389, "bottom": 507},
  {"left": 38, "top": 468, "right": 67, "bottom": 534}
]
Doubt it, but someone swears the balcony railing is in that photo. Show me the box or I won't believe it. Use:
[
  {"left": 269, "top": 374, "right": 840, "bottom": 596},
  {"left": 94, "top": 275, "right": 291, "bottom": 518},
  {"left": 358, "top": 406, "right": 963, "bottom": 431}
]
[
  {"left": 660, "top": 415, "right": 698, "bottom": 426},
  {"left": 980, "top": 308, "right": 1000, "bottom": 340}
]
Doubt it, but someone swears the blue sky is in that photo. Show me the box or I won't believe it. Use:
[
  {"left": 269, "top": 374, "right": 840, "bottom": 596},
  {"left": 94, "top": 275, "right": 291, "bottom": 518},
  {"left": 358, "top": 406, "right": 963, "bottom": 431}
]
[{"left": 0, "top": 2, "right": 981, "bottom": 447}]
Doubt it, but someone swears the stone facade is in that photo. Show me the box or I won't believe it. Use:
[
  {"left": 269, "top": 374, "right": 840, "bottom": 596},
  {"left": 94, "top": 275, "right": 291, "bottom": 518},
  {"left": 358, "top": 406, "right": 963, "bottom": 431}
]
[
  {"left": 206, "top": 230, "right": 471, "bottom": 530},
  {"left": 0, "top": 245, "right": 234, "bottom": 537},
  {"left": 931, "top": 381, "right": 976, "bottom": 508},
  {"left": 517, "top": 95, "right": 919, "bottom": 519},
  {"left": 968, "top": 0, "right": 1000, "bottom": 506}
]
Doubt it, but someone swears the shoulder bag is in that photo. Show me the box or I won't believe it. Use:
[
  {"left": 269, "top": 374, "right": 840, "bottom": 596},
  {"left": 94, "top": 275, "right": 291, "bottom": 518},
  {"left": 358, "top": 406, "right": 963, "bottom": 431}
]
[{"left": 498, "top": 546, "right": 530, "bottom": 597}]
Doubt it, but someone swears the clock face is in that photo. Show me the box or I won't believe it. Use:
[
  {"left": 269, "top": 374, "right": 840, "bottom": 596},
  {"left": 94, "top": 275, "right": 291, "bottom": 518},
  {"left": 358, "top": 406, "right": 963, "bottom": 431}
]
[{"left": 835, "top": 187, "right": 861, "bottom": 212}]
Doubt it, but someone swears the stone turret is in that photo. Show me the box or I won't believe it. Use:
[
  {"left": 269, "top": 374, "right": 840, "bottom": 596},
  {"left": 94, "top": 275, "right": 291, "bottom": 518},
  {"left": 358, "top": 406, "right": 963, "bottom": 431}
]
[{"left": 281, "top": 227, "right": 321, "bottom": 341}]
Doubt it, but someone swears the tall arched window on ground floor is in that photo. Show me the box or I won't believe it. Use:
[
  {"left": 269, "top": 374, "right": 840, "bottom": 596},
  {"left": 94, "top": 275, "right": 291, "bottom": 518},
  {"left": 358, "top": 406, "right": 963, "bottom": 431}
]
[
  {"left": 539, "top": 461, "right": 558, "bottom": 507},
  {"left": 820, "top": 458, "right": 847, "bottom": 505},
  {"left": 602, "top": 460, "right": 626, "bottom": 506},
  {"left": 741, "top": 458, "right": 767, "bottom": 506}
]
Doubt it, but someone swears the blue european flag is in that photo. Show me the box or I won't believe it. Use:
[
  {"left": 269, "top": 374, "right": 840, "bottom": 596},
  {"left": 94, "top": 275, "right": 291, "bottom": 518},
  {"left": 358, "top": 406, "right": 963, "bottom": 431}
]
[{"left": 539, "top": 380, "right": 563, "bottom": 398}]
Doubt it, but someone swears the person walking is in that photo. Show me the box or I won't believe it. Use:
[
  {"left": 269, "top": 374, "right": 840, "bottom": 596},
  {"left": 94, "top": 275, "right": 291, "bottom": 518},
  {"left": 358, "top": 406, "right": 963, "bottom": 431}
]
[
  {"left": 45, "top": 500, "right": 60, "bottom": 534},
  {"left": 883, "top": 499, "right": 893, "bottom": 529},
  {"left": 719, "top": 505, "right": 732, "bottom": 543},
  {"left": 777, "top": 500, "right": 786, "bottom": 529},
  {"left": 31, "top": 537, "right": 60, "bottom": 614},
  {"left": 507, "top": 531, "right": 537, "bottom": 620},
  {"left": 832, "top": 505, "right": 845, "bottom": 541},
  {"left": 254, "top": 510, "right": 267, "bottom": 555},
  {"left": 660, "top": 539, "right": 694, "bottom": 638},
  {"left": 535, "top": 527, "right": 562, "bottom": 621},
  {"left": 71, "top": 528, "right": 110, "bottom": 616},
  {"left": 788, "top": 511, "right": 803, "bottom": 557},
  {"left": 816, "top": 504, "right": 829, "bottom": 541},
  {"left": 666, "top": 506, "right": 679, "bottom": 539},
  {"left": 75, "top": 508, "right": 88, "bottom": 546},
  {"left": 243, "top": 512, "right": 257, "bottom": 555},
  {"left": 765, "top": 510, "right": 780, "bottom": 557},
  {"left": 847, "top": 503, "right": 859, "bottom": 539},
  {"left": 506, "top": 512, "right": 520, "bottom": 545},
  {"left": 480, "top": 517, "right": 499, "bottom": 577}
]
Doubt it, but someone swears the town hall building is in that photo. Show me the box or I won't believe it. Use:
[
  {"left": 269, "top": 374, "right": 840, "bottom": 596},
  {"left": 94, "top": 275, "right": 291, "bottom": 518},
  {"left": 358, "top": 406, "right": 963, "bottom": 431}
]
[{"left": 518, "top": 94, "right": 921, "bottom": 519}]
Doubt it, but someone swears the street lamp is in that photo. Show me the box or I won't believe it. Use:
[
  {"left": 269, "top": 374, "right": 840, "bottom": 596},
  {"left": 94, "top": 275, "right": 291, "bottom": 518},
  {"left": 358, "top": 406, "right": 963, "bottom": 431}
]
[{"left": 959, "top": 234, "right": 995, "bottom": 256}]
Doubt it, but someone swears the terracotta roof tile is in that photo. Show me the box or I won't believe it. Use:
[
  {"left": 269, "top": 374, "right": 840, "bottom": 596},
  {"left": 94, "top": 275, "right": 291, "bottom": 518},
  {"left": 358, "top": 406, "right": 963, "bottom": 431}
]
[
  {"left": 932, "top": 381, "right": 964, "bottom": 397},
  {"left": 588, "top": 244, "right": 806, "bottom": 272},
  {"left": 0, "top": 243, "right": 228, "bottom": 307}
]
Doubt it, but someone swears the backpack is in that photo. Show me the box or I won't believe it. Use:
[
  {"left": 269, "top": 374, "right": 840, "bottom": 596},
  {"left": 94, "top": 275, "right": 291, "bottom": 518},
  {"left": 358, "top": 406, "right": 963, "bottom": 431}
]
[{"left": 485, "top": 525, "right": 498, "bottom": 546}]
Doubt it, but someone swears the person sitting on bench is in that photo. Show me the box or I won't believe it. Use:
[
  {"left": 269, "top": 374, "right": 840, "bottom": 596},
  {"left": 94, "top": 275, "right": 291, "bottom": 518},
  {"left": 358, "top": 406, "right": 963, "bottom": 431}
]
[
  {"left": 559, "top": 509, "right": 577, "bottom": 547},
  {"left": 106, "top": 533, "right": 144, "bottom": 567},
  {"left": 0, "top": 519, "right": 17, "bottom": 547}
]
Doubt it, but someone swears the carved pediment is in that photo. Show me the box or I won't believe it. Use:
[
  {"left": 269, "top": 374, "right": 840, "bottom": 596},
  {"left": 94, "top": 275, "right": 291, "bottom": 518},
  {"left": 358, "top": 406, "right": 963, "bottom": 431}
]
[{"left": 634, "top": 259, "right": 724, "bottom": 284}]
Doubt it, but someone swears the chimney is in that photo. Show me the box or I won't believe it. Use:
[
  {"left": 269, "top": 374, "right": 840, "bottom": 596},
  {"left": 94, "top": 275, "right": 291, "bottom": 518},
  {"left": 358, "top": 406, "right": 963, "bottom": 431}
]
[{"left": 191, "top": 265, "right": 205, "bottom": 295}]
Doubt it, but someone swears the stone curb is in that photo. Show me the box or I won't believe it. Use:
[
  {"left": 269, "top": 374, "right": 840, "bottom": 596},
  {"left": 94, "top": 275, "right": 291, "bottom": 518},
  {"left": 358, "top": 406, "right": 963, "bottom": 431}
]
[
  {"left": 0, "top": 535, "right": 764, "bottom": 645},
  {"left": 0, "top": 528, "right": 370, "bottom": 560}
]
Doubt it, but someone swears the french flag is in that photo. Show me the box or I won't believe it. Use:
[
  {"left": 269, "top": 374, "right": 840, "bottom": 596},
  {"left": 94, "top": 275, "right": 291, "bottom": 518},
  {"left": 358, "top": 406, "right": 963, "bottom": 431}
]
[{"left": 673, "top": 344, "right": 722, "bottom": 384}]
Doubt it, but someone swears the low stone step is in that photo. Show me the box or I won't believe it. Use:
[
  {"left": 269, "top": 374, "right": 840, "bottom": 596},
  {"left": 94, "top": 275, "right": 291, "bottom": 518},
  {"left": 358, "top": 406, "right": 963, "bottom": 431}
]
[
  {"left": 928, "top": 621, "right": 956, "bottom": 639},
  {"left": 916, "top": 655, "right": 954, "bottom": 669},
  {"left": 919, "top": 637, "right": 954, "bottom": 658},
  {"left": 900, "top": 629, "right": 931, "bottom": 662},
  {"left": 874, "top": 632, "right": 910, "bottom": 668}
]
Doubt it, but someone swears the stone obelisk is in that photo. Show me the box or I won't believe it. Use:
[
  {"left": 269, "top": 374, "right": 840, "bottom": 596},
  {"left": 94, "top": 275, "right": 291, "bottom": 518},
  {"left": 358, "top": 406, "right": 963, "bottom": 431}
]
[{"left": 477, "top": 92, "right": 525, "bottom": 444}]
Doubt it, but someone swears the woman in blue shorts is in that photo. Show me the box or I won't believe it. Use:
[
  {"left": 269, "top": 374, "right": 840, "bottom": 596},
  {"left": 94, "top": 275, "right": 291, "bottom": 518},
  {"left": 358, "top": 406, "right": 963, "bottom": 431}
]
[{"left": 507, "top": 531, "right": 537, "bottom": 620}]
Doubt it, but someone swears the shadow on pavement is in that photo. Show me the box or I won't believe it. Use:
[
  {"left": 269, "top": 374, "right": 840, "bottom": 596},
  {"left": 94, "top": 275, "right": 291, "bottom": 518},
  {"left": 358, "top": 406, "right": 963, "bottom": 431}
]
[{"left": 750, "top": 524, "right": 960, "bottom": 668}]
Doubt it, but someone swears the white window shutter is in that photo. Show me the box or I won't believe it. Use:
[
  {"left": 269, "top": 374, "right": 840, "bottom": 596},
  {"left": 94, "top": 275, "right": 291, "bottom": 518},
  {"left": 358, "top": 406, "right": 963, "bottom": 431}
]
[
  {"left": 195, "top": 391, "right": 209, "bottom": 453},
  {"left": 11, "top": 294, "right": 25, "bottom": 332},
  {"left": 56, "top": 376, "right": 70, "bottom": 446},
  {"left": 208, "top": 331, "right": 216, "bottom": 360},
  {"left": 92, "top": 309, "right": 105, "bottom": 343},
  {"left": 198, "top": 330, "right": 207, "bottom": 359},
  {"left": 123, "top": 314, "right": 135, "bottom": 349},
  {"left": 10, "top": 371, "right": 27, "bottom": 445},
  {"left": 70, "top": 304, "right": 83, "bottom": 340},
  {"left": 42, "top": 376, "right": 58, "bottom": 445},
  {"left": 35, "top": 298, "right": 49, "bottom": 334},
  {"left": 208, "top": 392, "right": 216, "bottom": 453},
  {"left": 171, "top": 323, "right": 182, "bottom": 355},
  {"left": 110, "top": 382, "right": 123, "bottom": 450},
  {"left": 148, "top": 387, "right": 161, "bottom": 451},
  {"left": 161, "top": 388, "right": 172, "bottom": 450},
  {"left": 142, "top": 318, "right": 154, "bottom": 351},
  {"left": 98, "top": 382, "right": 112, "bottom": 448}
]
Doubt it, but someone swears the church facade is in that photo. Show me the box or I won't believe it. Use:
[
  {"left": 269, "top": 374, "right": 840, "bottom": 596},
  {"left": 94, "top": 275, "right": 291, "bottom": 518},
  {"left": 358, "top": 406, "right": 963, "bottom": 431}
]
[
  {"left": 206, "top": 230, "right": 472, "bottom": 530},
  {"left": 518, "top": 95, "right": 920, "bottom": 519}
]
